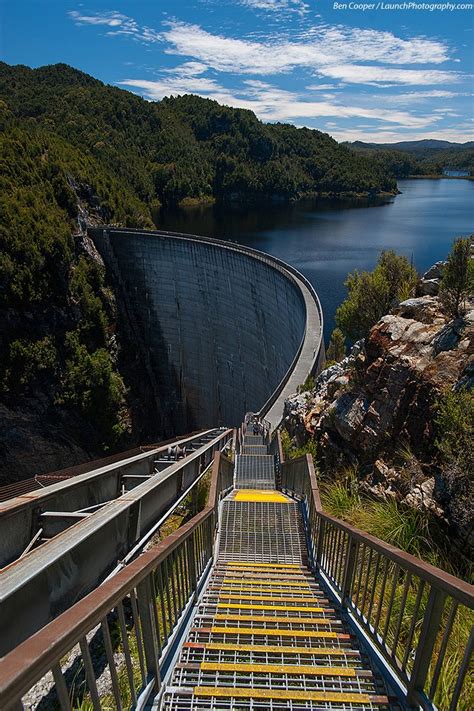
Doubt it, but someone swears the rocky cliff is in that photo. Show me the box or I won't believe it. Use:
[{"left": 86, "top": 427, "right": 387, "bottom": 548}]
[{"left": 284, "top": 262, "right": 473, "bottom": 554}]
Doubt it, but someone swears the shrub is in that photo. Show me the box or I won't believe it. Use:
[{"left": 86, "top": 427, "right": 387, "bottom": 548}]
[
  {"left": 439, "top": 237, "right": 474, "bottom": 319},
  {"left": 2, "top": 336, "right": 57, "bottom": 391},
  {"left": 326, "top": 328, "right": 346, "bottom": 363},
  {"left": 60, "top": 331, "right": 127, "bottom": 447},
  {"left": 321, "top": 468, "right": 361, "bottom": 520},
  {"left": 435, "top": 388, "right": 474, "bottom": 469},
  {"left": 280, "top": 429, "right": 318, "bottom": 468},
  {"left": 297, "top": 374, "right": 315, "bottom": 393},
  {"left": 336, "top": 250, "right": 417, "bottom": 340},
  {"left": 356, "top": 499, "right": 433, "bottom": 558}
]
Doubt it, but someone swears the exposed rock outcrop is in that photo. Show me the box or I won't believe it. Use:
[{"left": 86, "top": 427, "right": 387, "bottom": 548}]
[{"left": 284, "top": 291, "right": 473, "bottom": 553}]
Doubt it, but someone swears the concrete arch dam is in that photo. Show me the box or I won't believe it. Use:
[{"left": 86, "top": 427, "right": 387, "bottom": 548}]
[{"left": 89, "top": 228, "right": 324, "bottom": 432}]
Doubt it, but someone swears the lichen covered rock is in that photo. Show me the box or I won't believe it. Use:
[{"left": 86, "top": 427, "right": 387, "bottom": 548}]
[{"left": 284, "top": 291, "right": 473, "bottom": 552}]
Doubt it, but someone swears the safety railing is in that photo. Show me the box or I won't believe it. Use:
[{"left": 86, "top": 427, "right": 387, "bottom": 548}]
[
  {"left": 0, "top": 429, "right": 232, "bottom": 658},
  {"left": 281, "top": 455, "right": 474, "bottom": 711},
  {"left": 0, "top": 451, "right": 234, "bottom": 711},
  {"left": 269, "top": 429, "right": 284, "bottom": 487}
]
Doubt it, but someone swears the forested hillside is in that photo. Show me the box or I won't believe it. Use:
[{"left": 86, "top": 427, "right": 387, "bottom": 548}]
[
  {"left": 0, "top": 61, "right": 396, "bottom": 482},
  {"left": 0, "top": 62, "right": 396, "bottom": 206},
  {"left": 348, "top": 139, "right": 474, "bottom": 178}
]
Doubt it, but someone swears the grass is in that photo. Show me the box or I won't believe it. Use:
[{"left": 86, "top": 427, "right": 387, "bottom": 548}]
[
  {"left": 319, "top": 471, "right": 473, "bottom": 709},
  {"left": 357, "top": 499, "right": 432, "bottom": 558},
  {"left": 320, "top": 466, "right": 360, "bottom": 521},
  {"left": 280, "top": 429, "right": 317, "bottom": 468}
]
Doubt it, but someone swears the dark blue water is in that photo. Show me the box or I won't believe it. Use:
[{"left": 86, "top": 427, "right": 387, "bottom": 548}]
[{"left": 157, "top": 179, "right": 474, "bottom": 340}]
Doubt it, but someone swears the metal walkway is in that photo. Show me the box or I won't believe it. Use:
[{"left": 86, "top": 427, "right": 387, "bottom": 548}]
[{"left": 159, "top": 432, "right": 393, "bottom": 710}]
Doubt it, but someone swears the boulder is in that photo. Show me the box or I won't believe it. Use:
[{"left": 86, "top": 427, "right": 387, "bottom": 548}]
[
  {"left": 422, "top": 261, "right": 445, "bottom": 280},
  {"left": 396, "top": 296, "right": 441, "bottom": 324},
  {"left": 418, "top": 278, "right": 440, "bottom": 296}
]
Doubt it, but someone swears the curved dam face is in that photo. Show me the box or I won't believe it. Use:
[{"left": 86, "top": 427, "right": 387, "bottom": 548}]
[{"left": 89, "top": 228, "right": 323, "bottom": 433}]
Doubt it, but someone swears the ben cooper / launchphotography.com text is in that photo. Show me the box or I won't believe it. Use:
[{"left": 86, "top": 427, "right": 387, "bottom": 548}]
[{"left": 333, "top": 1, "right": 473, "bottom": 10}]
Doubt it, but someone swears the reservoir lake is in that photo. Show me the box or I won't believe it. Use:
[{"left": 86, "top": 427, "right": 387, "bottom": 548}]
[{"left": 157, "top": 179, "right": 474, "bottom": 341}]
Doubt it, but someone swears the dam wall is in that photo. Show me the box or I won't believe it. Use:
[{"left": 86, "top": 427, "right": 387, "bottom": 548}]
[{"left": 89, "top": 228, "right": 324, "bottom": 432}]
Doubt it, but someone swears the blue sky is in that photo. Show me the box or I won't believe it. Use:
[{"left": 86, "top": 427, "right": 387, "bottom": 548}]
[{"left": 1, "top": 0, "right": 473, "bottom": 142}]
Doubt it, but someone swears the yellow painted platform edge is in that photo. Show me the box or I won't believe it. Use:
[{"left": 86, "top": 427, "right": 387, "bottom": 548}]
[
  {"left": 217, "top": 594, "right": 322, "bottom": 603},
  {"left": 223, "top": 578, "right": 311, "bottom": 587}
]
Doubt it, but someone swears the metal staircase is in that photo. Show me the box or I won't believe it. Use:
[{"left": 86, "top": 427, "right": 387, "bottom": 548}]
[
  {"left": 1, "top": 424, "right": 471, "bottom": 711},
  {"left": 159, "top": 430, "right": 393, "bottom": 710}
]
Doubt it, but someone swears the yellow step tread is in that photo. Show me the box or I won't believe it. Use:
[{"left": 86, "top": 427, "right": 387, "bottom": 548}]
[
  {"left": 217, "top": 603, "right": 326, "bottom": 613},
  {"left": 225, "top": 562, "right": 300, "bottom": 569},
  {"left": 214, "top": 614, "right": 336, "bottom": 625},
  {"left": 217, "top": 594, "right": 324, "bottom": 604},
  {"left": 234, "top": 491, "right": 290, "bottom": 503},
  {"left": 200, "top": 661, "right": 356, "bottom": 676},
  {"left": 194, "top": 687, "right": 374, "bottom": 703},
  {"left": 191, "top": 642, "right": 356, "bottom": 655},
  {"left": 216, "top": 571, "right": 311, "bottom": 579},
  {"left": 210, "top": 626, "right": 338, "bottom": 638},
  {"left": 223, "top": 578, "right": 311, "bottom": 588},
  {"left": 219, "top": 586, "right": 316, "bottom": 596}
]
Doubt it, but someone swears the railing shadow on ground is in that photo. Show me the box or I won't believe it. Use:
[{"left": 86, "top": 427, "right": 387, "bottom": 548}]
[
  {"left": 0, "top": 452, "right": 234, "bottom": 711},
  {"left": 280, "top": 452, "right": 474, "bottom": 711}
]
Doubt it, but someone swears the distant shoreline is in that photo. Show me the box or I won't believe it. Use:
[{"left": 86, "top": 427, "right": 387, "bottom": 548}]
[{"left": 406, "top": 174, "right": 473, "bottom": 181}]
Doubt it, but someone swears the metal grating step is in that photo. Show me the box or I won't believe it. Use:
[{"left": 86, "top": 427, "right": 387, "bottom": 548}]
[
  {"left": 243, "top": 434, "right": 264, "bottom": 445},
  {"left": 217, "top": 501, "right": 307, "bottom": 564},
  {"left": 241, "top": 445, "right": 269, "bottom": 455},
  {"left": 235, "top": 454, "right": 275, "bottom": 489},
  {"left": 170, "top": 667, "right": 382, "bottom": 695},
  {"left": 161, "top": 688, "right": 391, "bottom": 710}
]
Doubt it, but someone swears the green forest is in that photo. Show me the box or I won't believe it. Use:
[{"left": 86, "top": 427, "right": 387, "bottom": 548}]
[
  {"left": 348, "top": 139, "right": 474, "bottom": 178},
  {"left": 0, "top": 61, "right": 400, "bottom": 464}
]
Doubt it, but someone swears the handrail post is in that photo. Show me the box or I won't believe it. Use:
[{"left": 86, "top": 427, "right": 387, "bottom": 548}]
[
  {"left": 407, "top": 587, "right": 446, "bottom": 705},
  {"left": 136, "top": 575, "right": 161, "bottom": 692},
  {"left": 315, "top": 517, "right": 325, "bottom": 568},
  {"left": 341, "top": 536, "right": 357, "bottom": 608},
  {"left": 186, "top": 534, "right": 197, "bottom": 603}
]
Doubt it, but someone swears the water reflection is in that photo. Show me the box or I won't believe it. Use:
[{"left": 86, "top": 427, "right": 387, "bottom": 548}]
[{"left": 156, "top": 180, "right": 473, "bottom": 340}]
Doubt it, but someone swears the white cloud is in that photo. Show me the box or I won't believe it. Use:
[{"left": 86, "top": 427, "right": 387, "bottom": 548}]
[
  {"left": 161, "top": 21, "right": 451, "bottom": 76},
  {"left": 318, "top": 65, "right": 460, "bottom": 86},
  {"left": 120, "top": 75, "right": 436, "bottom": 129},
  {"left": 328, "top": 127, "right": 474, "bottom": 143},
  {"left": 68, "top": 10, "right": 161, "bottom": 43},
  {"left": 306, "top": 83, "right": 340, "bottom": 91},
  {"left": 238, "top": 0, "right": 309, "bottom": 15}
]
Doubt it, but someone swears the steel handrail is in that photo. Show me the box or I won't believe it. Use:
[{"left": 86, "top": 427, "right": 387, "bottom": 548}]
[
  {"left": 0, "top": 451, "right": 234, "bottom": 710},
  {"left": 280, "top": 455, "right": 474, "bottom": 710},
  {"left": 0, "top": 429, "right": 232, "bottom": 658}
]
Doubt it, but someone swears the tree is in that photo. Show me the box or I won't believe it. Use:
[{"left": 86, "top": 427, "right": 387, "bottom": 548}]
[
  {"left": 336, "top": 251, "right": 417, "bottom": 340},
  {"left": 326, "top": 328, "right": 346, "bottom": 363},
  {"left": 439, "top": 237, "right": 474, "bottom": 319}
]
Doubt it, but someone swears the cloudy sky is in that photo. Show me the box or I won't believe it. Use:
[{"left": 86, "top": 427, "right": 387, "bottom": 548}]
[{"left": 1, "top": 0, "right": 473, "bottom": 143}]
